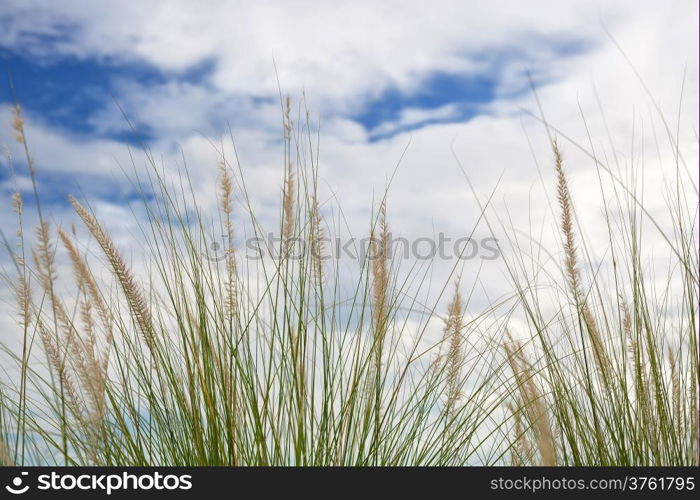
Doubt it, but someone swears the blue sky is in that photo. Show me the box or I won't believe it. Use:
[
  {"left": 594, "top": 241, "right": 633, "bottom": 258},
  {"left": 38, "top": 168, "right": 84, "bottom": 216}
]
[
  {"left": 1, "top": 48, "right": 505, "bottom": 143},
  {"left": 0, "top": 47, "right": 224, "bottom": 144},
  {"left": 1, "top": 48, "right": 509, "bottom": 142},
  {"left": 0, "top": 11, "right": 591, "bottom": 146},
  {"left": 1, "top": 49, "right": 161, "bottom": 143}
]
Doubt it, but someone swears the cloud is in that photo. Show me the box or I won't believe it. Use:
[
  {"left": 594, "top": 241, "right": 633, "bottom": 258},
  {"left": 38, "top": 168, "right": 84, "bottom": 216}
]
[
  {"left": 0, "top": 1, "right": 653, "bottom": 105},
  {"left": 0, "top": 0, "right": 696, "bottom": 344},
  {"left": 2, "top": 1, "right": 695, "bottom": 143},
  {"left": 367, "top": 104, "right": 460, "bottom": 138}
]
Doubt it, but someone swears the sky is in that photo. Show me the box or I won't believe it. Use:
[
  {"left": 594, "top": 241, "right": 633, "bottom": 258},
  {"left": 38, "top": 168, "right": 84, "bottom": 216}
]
[{"left": 0, "top": 0, "right": 698, "bottom": 347}]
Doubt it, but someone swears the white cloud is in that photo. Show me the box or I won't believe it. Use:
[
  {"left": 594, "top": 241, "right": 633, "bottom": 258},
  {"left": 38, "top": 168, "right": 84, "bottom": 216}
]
[
  {"left": 0, "top": 0, "right": 696, "bottom": 345},
  {"left": 1, "top": 0, "right": 678, "bottom": 106},
  {"left": 368, "top": 104, "right": 460, "bottom": 137}
]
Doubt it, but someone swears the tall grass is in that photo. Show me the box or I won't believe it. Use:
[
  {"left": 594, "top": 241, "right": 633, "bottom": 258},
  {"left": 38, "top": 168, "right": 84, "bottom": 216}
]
[
  {"left": 0, "top": 98, "right": 502, "bottom": 465},
  {"left": 496, "top": 135, "right": 698, "bottom": 465},
  {"left": 0, "top": 90, "right": 697, "bottom": 466}
]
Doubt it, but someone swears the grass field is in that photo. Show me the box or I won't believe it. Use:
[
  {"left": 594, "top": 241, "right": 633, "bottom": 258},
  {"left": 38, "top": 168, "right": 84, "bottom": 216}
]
[{"left": 0, "top": 88, "right": 697, "bottom": 466}]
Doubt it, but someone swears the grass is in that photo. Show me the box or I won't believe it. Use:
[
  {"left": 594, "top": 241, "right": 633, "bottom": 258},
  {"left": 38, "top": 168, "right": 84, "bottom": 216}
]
[
  {"left": 495, "top": 138, "right": 697, "bottom": 465},
  {"left": 0, "top": 89, "right": 697, "bottom": 466}
]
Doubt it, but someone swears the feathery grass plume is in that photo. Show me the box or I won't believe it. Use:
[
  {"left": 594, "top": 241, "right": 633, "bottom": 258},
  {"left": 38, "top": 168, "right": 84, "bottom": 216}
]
[
  {"left": 508, "top": 400, "right": 533, "bottom": 466},
  {"left": 58, "top": 229, "right": 111, "bottom": 422},
  {"left": 11, "top": 190, "right": 22, "bottom": 228},
  {"left": 371, "top": 201, "right": 390, "bottom": 343},
  {"left": 622, "top": 298, "right": 651, "bottom": 424},
  {"left": 12, "top": 274, "right": 31, "bottom": 330},
  {"left": 509, "top": 403, "right": 523, "bottom": 466},
  {"left": 9, "top": 185, "right": 32, "bottom": 466},
  {"left": 363, "top": 199, "right": 391, "bottom": 456},
  {"left": 282, "top": 95, "right": 296, "bottom": 246},
  {"left": 11, "top": 104, "right": 25, "bottom": 145},
  {"left": 11, "top": 192, "right": 30, "bottom": 329},
  {"left": 32, "top": 222, "right": 80, "bottom": 356},
  {"left": 283, "top": 163, "right": 295, "bottom": 243},
  {"left": 310, "top": 197, "right": 326, "bottom": 286},
  {"left": 37, "top": 320, "right": 84, "bottom": 421},
  {"left": 58, "top": 228, "right": 113, "bottom": 343},
  {"left": 621, "top": 298, "right": 633, "bottom": 343},
  {"left": 282, "top": 96, "right": 296, "bottom": 245},
  {"left": 9, "top": 191, "right": 28, "bottom": 315},
  {"left": 69, "top": 195, "right": 154, "bottom": 349},
  {"left": 428, "top": 353, "right": 445, "bottom": 377},
  {"left": 668, "top": 348, "right": 681, "bottom": 437},
  {"left": 33, "top": 241, "right": 84, "bottom": 354},
  {"left": 218, "top": 161, "right": 238, "bottom": 317},
  {"left": 443, "top": 280, "right": 464, "bottom": 418},
  {"left": 368, "top": 200, "right": 390, "bottom": 412},
  {"left": 215, "top": 163, "right": 240, "bottom": 462},
  {"left": 552, "top": 140, "right": 610, "bottom": 381},
  {"left": 621, "top": 300, "right": 639, "bottom": 377},
  {"left": 11, "top": 105, "right": 35, "bottom": 178},
  {"left": 78, "top": 301, "right": 106, "bottom": 408},
  {"left": 34, "top": 221, "right": 57, "bottom": 299},
  {"left": 504, "top": 332, "right": 556, "bottom": 466},
  {"left": 10, "top": 190, "right": 27, "bottom": 274},
  {"left": 9, "top": 105, "right": 50, "bottom": 454},
  {"left": 283, "top": 95, "right": 292, "bottom": 140},
  {"left": 67, "top": 301, "right": 109, "bottom": 434}
]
